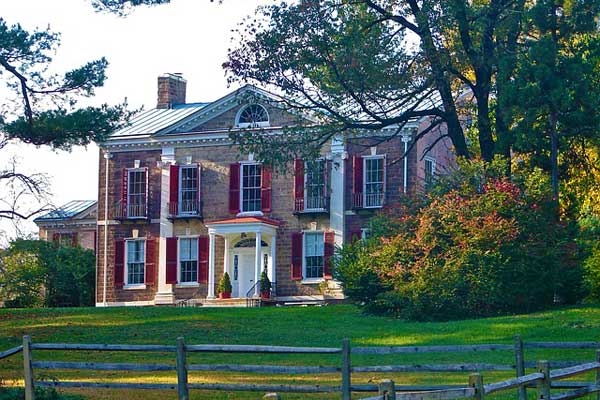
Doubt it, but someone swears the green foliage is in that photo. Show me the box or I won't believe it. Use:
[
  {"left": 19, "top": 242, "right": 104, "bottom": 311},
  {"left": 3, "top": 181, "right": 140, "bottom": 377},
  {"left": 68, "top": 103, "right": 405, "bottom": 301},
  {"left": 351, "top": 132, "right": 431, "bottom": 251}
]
[
  {"left": 0, "top": 240, "right": 95, "bottom": 308},
  {"left": 260, "top": 270, "right": 271, "bottom": 293},
  {"left": 335, "top": 159, "right": 585, "bottom": 320},
  {"left": 217, "top": 272, "right": 232, "bottom": 294}
]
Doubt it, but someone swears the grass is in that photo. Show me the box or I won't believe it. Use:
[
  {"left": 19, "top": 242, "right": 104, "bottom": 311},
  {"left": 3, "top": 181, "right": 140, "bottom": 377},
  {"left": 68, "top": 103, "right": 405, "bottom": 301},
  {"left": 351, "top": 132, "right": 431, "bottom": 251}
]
[{"left": 0, "top": 304, "right": 599, "bottom": 399}]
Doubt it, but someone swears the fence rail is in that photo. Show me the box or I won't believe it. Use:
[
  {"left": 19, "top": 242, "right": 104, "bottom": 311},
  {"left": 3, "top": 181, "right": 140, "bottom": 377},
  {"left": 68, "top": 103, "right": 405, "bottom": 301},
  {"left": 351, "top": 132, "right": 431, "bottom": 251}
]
[{"left": 3, "top": 335, "right": 600, "bottom": 400}]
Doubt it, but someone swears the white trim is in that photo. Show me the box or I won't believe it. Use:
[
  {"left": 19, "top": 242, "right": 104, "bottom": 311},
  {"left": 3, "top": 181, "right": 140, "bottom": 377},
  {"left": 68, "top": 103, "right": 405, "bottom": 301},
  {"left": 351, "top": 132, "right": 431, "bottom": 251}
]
[
  {"left": 124, "top": 238, "right": 146, "bottom": 287},
  {"left": 362, "top": 154, "right": 386, "bottom": 209},
  {"left": 302, "top": 230, "right": 325, "bottom": 281},
  {"left": 239, "top": 161, "right": 262, "bottom": 213},
  {"left": 177, "top": 236, "right": 200, "bottom": 285},
  {"left": 235, "top": 103, "right": 271, "bottom": 128},
  {"left": 301, "top": 278, "right": 326, "bottom": 284},
  {"left": 96, "top": 300, "right": 155, "bottom": 307}
]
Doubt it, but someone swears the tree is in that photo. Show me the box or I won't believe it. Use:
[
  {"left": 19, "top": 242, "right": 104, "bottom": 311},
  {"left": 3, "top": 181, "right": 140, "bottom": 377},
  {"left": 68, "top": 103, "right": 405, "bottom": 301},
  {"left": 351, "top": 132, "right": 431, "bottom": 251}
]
[
  {"left": 0, "top": 0, "right": 178, "bottom": 227},
  {"left": 224, "top": 0, "right": 600, "bottom": 175}
]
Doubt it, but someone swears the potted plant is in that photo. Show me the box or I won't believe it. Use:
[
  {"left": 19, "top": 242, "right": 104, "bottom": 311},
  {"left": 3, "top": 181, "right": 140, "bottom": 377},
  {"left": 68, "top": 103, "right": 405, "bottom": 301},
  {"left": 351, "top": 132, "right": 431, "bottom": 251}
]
[
  {"left": 260, "top": 270, "right": 271, "bottom": 299},
  {"left": 217, "top": 272, "right": 232, "bottom": 299}
]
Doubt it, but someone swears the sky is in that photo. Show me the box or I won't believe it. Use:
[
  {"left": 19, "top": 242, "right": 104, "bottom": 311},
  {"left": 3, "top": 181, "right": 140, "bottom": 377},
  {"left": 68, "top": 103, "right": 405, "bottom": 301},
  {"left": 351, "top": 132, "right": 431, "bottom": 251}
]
[{"left": 0, "top": 0, "right": 268, "bottom": 243}]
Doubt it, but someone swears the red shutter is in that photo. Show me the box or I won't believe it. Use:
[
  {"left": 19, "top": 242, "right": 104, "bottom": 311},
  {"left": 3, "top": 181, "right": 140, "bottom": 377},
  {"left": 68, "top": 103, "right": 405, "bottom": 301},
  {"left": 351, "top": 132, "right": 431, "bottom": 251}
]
[
  {"left": 52, "top": 232, "right": 60, "bottom": 243},
  {"left": 349, "top": 229, "right": 362, "bottom": 243},
  {"left": 145, "top": 238, "right": 157, "bottom": 286},
  {"left": 198, "top": 236, "right": 209, "bottom": 283},
  {"left": 144, "top": 167, "right": 149, "bottom": 218},
  {"left": 324, "top": 231, "right": 335, "bottom": 279},
  {"left": 324, "top": 160, "right": 331, "bottom": 198},
  {"left": 114, "top": 239, "right": 125, "bottom": 288},
  {"left": 71, "top": 232, "right": 78, "bottom": 247},
  {"left": 261, "top": 165, "right": 272, "bottom": 213},
  {"left": 169, "top": 164, "right": 179, "bottom": 205},
  {"left": 166, "top": 237, "right": 178, "bottom": 284},
  {"left": 291, "top": 232, "right": 303, "bottom": 280},
  {"left": 294, "top": 159, "right": 304, "bottom": 211},
  {"left": 353, "top": 155, "right": 363, "bottom": 194},
  {"left": 228, "top": 163, "right": 240, "bottom": 214},
  {"left": 196, "top": 163, "right": 202, "bottom": 213},
  {"left": 121, "top": 168, "right": 128, "bottom": 216}
]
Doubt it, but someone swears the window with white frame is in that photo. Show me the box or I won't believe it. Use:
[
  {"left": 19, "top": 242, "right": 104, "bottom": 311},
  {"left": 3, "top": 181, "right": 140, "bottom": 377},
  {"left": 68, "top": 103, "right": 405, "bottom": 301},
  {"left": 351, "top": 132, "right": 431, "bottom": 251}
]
[
  {"left": 305, "top": 160, "right": 326, "bottom": 210},
  {"left": 424, "top": 157, "right": 436, "bottom": 187},
  {"left": 364, "top": 157, "right": 385, "bottom": 207},
  {"left": 126, "top": 240, "right": 145, "bottom": 285},
  {"left": 179, "top": 238, "right": 198, "bottom": 283},
  {"left": 304, "top": 232, "right": 324, "bottom": 279},
  {"left": 237, "top": 104, "right": 269, "bottom": 128},
  {"left": 241, "top": 163, "right": 262, "bottom": 212},
  {"left": 128, "top": 169, "right": 147, "bottom": 217},
  {"left": 179, "top": 166, "right": 199, "bottom": 214}
]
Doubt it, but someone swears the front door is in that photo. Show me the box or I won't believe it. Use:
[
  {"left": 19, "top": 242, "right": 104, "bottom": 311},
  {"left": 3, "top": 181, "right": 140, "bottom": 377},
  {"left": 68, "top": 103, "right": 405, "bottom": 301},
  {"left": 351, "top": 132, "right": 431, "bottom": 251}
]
[{"left": 232, "top": 252, "right": 255, "bottom": 298}]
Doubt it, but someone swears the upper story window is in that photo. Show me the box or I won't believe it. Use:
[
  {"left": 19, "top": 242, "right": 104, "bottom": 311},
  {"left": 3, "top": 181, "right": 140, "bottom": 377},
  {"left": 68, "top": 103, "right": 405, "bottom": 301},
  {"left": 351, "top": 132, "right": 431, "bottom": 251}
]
[
  {"left": 179, "top": 166, "right": 199, "bottom": 214},
  {"left": 126, "top": 239, "right": 145, "bottom": 286},
  {"left": 424, "top": 157, "right": 436, "bottom": 187},
  {"left": 304, "top": 232, "right": 324, "bottom": 279},
  {"left": 127, "top": 169, "right": 147, "bottom": 218},
  {"left": 305, "top": 160, "right": 326, "bottom": 210},
  {"left": 236, "top": 104, "right": 270, "bottom": 128},
  {"left": 179, "top": 238, "right": 198, "bottom": 284},
  {"left": 364, "top": 156, "right": 385, "bottom": 208},
  {"left": 241, "top": 163, "right": 262, "bottom": 212}
]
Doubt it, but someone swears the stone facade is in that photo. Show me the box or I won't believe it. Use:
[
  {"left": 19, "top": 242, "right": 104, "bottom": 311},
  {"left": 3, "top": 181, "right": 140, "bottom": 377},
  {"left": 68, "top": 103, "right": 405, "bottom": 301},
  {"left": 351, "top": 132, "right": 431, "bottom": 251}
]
[{"left": 95, "top": 81, "right": 456, "bottom": 306}]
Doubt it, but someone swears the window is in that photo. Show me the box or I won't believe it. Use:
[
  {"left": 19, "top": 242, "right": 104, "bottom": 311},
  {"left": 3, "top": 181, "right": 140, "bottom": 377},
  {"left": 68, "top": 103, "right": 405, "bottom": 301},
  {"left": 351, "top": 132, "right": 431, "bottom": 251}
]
[
  {"left": 179, "top": 166, "right": 199, "bottom": 214},
  {"left": 241, "top": 163, "right": 262, "bottom": 212},
  {"left": 425, "top": 157, "right": 436, "bottom": 187},
  {"left": 126, "top": 240, "right": 145, "bottom": 285},
  {"left": 128, "top": 169, "right": 147, "bottom": 218},
  {"left": 304, "top": 232, "right": 324, "bottom": 279},
  {"left": 237, "top": 104, "right": 269, "bottom": 128},
  {"left": 179, "top": 238, "right": 198, "bottom": 283},
  {"left": 305, "top": 160, "right": 326, "bottom": 210},
  {"left": 364, "top": 157, "right": 385, "bottom": 208}
]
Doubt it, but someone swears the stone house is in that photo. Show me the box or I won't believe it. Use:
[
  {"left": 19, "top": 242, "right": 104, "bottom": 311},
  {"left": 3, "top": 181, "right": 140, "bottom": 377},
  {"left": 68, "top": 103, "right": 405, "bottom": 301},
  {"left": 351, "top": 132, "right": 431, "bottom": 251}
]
[
  {"left": 95, "top": 73, "right": 455, "bottom": 306},
  {"left": 35, "top": 200, "right": 97, "bottom": 253}
]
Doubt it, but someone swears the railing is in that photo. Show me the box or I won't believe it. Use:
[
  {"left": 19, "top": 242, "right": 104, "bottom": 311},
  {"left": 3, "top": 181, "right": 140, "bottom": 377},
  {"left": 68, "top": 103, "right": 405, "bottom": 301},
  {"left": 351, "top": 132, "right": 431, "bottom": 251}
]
[
  {"left": 168, "top": 200, "right": 202, "bottom": 219},
  {"left": 294, "top": 196, "right": 330, "bottom": 213},
  {"left": 6, "top": 336, "right": 600, "bottom": 400},
  {"left": 114, "top": 200, "right": 147, "bottom": 219},
  {"left": 352, "top": 192, "right": 385, "bottom": 209},
  {"left": 360, "top": 358, "right": 600, "bottom": 400}
]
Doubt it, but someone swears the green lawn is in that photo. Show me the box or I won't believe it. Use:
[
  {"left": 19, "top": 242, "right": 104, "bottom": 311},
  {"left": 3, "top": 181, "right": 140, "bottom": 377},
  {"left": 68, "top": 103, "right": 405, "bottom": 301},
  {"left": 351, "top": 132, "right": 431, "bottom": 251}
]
[{"left": 1, "top": 304, "right": 599, "bottom": 399}]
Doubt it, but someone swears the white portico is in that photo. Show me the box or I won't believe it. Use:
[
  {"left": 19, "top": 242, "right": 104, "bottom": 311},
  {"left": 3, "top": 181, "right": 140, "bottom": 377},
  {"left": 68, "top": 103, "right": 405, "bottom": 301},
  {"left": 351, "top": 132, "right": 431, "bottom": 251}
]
[{"left": 205, "top": 216, "right": 280, "bottom": 299}]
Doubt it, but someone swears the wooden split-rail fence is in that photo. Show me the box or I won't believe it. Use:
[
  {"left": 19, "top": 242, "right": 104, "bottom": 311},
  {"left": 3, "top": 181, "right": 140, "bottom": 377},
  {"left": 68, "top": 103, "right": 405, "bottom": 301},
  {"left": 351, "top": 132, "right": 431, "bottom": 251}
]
[{"left": 1, "top": 335, "right": 600, "bottom": 400}]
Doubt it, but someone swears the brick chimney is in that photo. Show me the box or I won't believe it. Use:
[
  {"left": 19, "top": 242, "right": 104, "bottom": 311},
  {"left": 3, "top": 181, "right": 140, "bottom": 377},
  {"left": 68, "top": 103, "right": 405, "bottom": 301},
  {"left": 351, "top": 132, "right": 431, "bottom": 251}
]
[{"left": 157, "top": 73, "right": 187, "bottom": 109}]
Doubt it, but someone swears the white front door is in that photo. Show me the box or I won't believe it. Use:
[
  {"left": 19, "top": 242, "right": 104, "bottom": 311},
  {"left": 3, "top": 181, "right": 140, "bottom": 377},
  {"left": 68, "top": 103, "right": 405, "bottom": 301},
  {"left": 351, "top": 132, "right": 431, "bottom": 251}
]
[{"left": 232, "top": 252, "right": 255, "bottom": 298}]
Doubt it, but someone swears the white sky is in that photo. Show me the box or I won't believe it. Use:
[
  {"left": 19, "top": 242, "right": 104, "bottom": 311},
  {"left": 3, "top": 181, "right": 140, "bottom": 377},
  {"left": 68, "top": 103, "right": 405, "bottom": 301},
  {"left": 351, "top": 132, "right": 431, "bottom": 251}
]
[{"left": 0, "top": 0, "right": 268, "bottom": 243}]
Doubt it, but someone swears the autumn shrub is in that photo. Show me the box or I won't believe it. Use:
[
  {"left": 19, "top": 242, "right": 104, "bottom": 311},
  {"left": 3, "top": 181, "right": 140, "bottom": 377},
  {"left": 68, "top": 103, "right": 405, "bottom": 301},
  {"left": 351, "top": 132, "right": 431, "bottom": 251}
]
[{"left": 334, "top": 158, "right": 584, "bottom": 320}]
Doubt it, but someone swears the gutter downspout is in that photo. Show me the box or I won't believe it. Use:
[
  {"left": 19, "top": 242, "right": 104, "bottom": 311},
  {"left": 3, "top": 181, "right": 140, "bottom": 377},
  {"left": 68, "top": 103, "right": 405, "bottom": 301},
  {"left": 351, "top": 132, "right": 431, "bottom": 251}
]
[
  {"left": 102, "top": 151, "right": 112, "bottom": 306},
  {"left": 401, "top": 134, "right": 411, "bottom": 194}
]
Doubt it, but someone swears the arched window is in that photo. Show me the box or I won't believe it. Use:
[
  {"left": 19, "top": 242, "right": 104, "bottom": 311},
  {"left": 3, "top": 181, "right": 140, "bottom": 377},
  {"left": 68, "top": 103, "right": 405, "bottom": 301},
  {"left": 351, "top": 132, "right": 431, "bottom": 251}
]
[
  {"left": 234, "top": 238, "right": 268, "bottom": 248},
  {"left": 236, "top": 104, "right": 270, "bottom": 128}
]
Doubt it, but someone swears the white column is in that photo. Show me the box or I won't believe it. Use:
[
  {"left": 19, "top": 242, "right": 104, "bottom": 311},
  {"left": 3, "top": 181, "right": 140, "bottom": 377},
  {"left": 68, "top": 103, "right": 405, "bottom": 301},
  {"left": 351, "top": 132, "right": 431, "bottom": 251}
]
[
  {"left": 401, "top": 133, "right": 411, "bottom": 194},
  {"left": 269, "top": 235, "right": 276, "bottom": 287},
  {"left": 207, "top": 232, "right": 216, "bottom": 299},
  {"left": 254, "top": 231, "right": 262, "bottom": 297},
  {"left": 329, "top": 135, "right": 346, "bottom": 248},
  {"left": 223, "top": 236, "right": 230, "bottom": 276},
  {"left": 154, "top": 147, "right": 176, "bottom": 305}
]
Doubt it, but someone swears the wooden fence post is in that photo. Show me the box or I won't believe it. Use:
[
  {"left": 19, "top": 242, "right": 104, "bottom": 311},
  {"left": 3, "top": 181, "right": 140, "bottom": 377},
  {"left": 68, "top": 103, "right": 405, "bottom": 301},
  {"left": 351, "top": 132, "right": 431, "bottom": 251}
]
[
  {"left": 341, "top": 338, "right": 351, "bottom": 400},
  {"left": 469, "top": 373, "right": 484, "bottom": 400},
  {"left": 378, "top": 380, "right": 396, "bottom": 400},
  {"left": 514, "top": 335, "right": 527, "bottom": 400},
  {"left": 596, "top": 350, "right": 600, "bottom": 400},
  {"left": 536, "top": 360, "right": 550, "bottom": 400},
  {"left": 176, "top": 337, "right": 189, "bottom": 400},
  {"left": 23, "top": 335, "right": 35, "bottom": 400}
]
